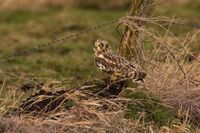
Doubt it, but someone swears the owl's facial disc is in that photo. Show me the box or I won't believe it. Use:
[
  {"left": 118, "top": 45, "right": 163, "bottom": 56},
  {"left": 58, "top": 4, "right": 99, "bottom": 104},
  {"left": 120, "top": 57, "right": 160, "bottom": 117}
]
[{"left": 94, "top": 39, "right": 109, "bottom": 53}]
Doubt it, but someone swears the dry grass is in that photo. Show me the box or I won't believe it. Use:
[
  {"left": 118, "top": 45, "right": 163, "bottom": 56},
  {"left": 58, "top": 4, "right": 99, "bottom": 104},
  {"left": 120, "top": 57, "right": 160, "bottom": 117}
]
[
  {"left": 0, "top": 17, "right": 199, "bottom": 131},
  {"left": 0, "top": 1, "right": 200, "bottom": 133},
  {"left": 0, "top": 84, "right": 198, "bottom": 133},
  {"left": 121, "top": 16, "right": 200, "bottom": 124}
]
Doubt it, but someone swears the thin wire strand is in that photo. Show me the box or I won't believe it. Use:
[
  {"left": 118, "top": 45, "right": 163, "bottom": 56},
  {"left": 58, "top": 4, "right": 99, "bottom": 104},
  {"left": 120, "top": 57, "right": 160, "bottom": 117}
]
[
  {"left": 0, "top": 16, "right": 200, "bottom": 63},
  {"left": 0, "top": 18, "right": 124, "bottom": 62}
]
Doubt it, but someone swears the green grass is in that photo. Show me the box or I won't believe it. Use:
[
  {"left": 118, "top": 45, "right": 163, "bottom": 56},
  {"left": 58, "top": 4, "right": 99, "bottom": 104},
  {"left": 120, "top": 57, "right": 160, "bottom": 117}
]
[
  {"left": 123, "top": 90, "right": 174, "bottom": 126},
  {"left": 0, "top": 2, "right": 199, "bottom": 132},
  {"left": 0, "top": 8, "right": 126, "bottom": 84},
  {"left": 0, "top": 7, "right": 62, "bottom": 24},
  {"left": 0, "top": 2, "right": 198, "bottom": 86},
  {"left": 0, "top": 2, "right": 199, "bottom": 87}
]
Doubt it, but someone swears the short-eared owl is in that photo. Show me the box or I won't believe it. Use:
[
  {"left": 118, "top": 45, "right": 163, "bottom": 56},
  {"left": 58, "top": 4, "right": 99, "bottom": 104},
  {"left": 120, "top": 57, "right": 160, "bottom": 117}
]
[{"left": 94, "top": 39, "right": 146, "bottom": 81}]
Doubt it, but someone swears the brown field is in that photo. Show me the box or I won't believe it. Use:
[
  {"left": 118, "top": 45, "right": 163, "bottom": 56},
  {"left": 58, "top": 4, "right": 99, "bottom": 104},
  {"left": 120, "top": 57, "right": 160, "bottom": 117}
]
[{"left": 0, "top": 0, "right": 199, "bottom": 133}]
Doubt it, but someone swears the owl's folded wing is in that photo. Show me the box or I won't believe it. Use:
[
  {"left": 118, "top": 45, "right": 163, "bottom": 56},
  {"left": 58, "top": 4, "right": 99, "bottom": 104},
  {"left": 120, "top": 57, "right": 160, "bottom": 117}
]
[
  {"left": 105, "top": 53, "right": 137, "bottom": 70},
  {"left": 95, "top": 56, "right": 121, "bottom": 73}
]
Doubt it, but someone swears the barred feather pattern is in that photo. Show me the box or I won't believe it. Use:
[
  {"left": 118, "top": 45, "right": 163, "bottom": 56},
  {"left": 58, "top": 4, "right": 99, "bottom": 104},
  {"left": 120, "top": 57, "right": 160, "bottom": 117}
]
[{"left": 94, "top": 39, "right": 146, "bottom": 81}]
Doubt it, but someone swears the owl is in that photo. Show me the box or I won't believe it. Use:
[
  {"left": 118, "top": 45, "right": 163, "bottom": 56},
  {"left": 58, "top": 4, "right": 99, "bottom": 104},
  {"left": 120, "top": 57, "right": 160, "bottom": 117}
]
[{"left": 93, "top": 39, "right": 146, "bottom": 82}]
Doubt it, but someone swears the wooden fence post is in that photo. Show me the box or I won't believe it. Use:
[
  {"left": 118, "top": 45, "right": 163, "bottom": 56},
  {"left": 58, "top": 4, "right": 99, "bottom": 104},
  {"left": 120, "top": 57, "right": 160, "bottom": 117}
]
[{"left": 119, "top": 0, "right": 154, "bottom": 65}]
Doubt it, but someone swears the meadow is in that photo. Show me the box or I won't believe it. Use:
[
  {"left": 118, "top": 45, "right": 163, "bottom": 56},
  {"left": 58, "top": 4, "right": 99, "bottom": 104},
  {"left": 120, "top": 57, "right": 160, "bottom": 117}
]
[{"left": 0, "top": 0, "right": 199, "bottom": 132}]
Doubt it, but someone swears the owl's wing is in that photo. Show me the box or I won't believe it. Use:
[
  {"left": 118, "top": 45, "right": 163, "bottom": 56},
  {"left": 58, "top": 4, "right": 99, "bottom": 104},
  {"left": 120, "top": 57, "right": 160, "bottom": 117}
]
[{"left": 105, "top": 53, "right": 137, "bottom": 70}]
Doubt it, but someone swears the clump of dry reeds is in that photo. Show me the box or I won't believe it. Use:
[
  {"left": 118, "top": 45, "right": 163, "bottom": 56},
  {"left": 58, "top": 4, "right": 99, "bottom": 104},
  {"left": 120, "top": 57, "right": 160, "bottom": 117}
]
[
  {"left": 0, "top": 2, "right": 200, "bottom": 133},
  {"left": 121, "top": 16, "right": 200, "bottom": 123},
  {"left": 0, "top": 81, "right": 196, "bottom": 133}
]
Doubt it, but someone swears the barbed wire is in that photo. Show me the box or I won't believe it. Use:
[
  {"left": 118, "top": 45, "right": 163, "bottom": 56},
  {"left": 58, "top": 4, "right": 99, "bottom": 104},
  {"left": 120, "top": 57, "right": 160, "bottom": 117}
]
[
  {"left": 125, "top": 16, "right": 200, "bottom": 29},
  {"left": 0, "top": 16, "right": 199, "bottom": 63},
  {"left": 159, "top": 20, "right": 200, "bottom": 29},
  {"left": 0, "top": 18, "right": 123, "bottom": 62}
]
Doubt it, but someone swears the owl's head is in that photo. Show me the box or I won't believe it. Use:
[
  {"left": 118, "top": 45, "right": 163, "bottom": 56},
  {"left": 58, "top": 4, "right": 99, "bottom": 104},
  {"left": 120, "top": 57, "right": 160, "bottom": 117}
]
[{"left": 94, "top": 39, "right": 110, "bottom": 54}]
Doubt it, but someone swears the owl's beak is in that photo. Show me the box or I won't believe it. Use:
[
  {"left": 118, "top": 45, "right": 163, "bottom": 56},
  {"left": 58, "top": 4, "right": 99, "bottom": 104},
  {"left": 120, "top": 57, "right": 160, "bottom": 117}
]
[{"left": 93, "top": 47, "right": 97, "bottom": 52}]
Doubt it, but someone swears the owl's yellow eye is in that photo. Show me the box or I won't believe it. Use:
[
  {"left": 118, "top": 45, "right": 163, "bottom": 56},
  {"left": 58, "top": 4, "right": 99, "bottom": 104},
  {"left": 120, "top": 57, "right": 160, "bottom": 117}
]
[{"left": 99, "top": 43, "right": 103, "bottom": 47}]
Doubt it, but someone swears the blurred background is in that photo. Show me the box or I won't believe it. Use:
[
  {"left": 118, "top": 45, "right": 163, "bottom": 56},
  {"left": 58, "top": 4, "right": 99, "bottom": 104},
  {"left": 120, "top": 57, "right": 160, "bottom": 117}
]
[
  {"left": 0, "top": 0, "right": 199, "bottom": 85},
  {"left": 0, "top": 0, "right": 199, "bottom": 10}
]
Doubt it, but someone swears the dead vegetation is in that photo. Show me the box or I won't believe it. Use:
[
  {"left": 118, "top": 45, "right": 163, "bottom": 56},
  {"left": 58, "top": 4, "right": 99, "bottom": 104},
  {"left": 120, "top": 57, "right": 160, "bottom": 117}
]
[
  {"left": 121, "top": 16, "right": 200, "bottom": 123},
  {"left": 0, "top": 1, "right": 200, "bottom": 133},
  {"left": 0, "top": 16, "right": 199, "bottom": 132}
]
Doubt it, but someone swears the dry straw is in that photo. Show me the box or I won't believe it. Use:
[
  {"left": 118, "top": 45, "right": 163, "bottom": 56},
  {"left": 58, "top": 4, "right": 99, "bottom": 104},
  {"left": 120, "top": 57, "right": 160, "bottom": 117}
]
[
  {"left": 0, "top": 1, "right": 200, "bottom": 132},
  {"left": 121, "top": 16, "right": 200, "bottom": 123}
]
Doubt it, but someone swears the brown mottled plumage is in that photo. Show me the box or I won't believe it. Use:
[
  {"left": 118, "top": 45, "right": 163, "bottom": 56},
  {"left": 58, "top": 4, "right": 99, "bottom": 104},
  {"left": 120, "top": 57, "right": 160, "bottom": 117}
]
[{"left": 94, "top": 39, "right": 146, "bottom": 81}]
